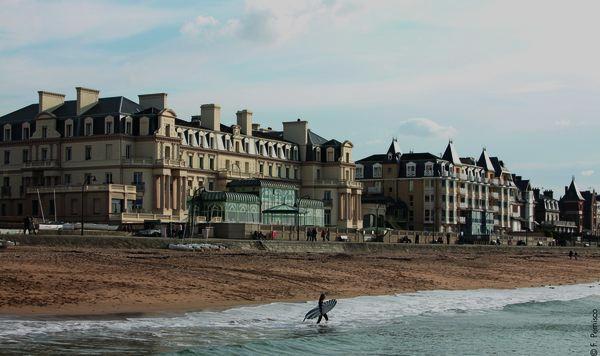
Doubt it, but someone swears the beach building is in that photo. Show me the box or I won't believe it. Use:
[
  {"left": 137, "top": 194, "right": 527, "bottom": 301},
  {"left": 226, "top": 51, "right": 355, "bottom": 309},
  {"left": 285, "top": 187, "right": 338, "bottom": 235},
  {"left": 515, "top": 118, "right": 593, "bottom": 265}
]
[
  {"left": 559, "top": 177, "right": 585, "bottom": 234},
  {"left": 356, "top": 139, "right": 522, "bottom": 236},
  {"left": 0, "top": 87, "right": 361, "bottom": 229}
]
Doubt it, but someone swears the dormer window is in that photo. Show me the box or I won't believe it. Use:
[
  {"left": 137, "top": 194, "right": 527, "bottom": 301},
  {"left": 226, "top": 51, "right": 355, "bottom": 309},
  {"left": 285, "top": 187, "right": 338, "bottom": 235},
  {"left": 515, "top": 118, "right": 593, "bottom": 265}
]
[
  {"left": 3, "top": 125, "right": 11, "bottom": 141},
  {"left": 424, "top": 162, "right": 434, "bottom": 176},
  {"left": 406, "top": 162, "right": 416, "bottom": 177},
  {"left": 356, "top": 164, "right": 364, "bottom": 179},
  {"left": 326, "top": 147, "right": 335, "bottom": 162},
  {"left": 65, "top": 121, "right": 73, "bottom": 137},
  {"left": 22, "top": 123, "right": 30, "bottom": 140},
  {"left": 314, "top": 147, "right": 321, "bottom": 161},
  {"left": 105, "top": 118, "right": 113, "bottom": 134},
  {"left": 84, "top": 117, "right": 93, "bottom": 136},
  {"left": 373, "top": 163, "right": 382, "bottom": 178}
]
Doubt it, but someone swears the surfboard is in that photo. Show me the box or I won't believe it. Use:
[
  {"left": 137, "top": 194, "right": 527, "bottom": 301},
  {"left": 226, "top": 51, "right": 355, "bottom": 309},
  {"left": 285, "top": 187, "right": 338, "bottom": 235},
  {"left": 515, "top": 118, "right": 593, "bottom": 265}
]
[{"left": 303, "top": 299, "right": 337, "bottom": 321}]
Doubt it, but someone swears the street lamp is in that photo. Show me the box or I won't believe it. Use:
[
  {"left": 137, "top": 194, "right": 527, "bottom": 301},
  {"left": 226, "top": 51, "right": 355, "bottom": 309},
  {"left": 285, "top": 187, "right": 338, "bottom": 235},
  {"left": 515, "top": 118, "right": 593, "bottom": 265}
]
[{"left": 81, "top": 176, "right": 97, "bottom": 236}]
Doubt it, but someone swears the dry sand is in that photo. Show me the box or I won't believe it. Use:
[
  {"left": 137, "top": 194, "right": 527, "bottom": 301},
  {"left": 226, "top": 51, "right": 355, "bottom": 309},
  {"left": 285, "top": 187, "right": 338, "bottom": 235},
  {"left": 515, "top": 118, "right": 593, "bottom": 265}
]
[{"left": 1, "top": 245, "right": 599, "bottom": 316}]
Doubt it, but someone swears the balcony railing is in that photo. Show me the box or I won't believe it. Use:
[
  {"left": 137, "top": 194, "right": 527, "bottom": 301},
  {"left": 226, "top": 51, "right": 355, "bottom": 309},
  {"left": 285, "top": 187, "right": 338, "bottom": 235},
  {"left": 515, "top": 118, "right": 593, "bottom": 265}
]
[
  {"left": 26, "top": 184, "right": 137, "bottom": 195},
  {"left": 23, "top": 160, "right": 58, "bottom": 169},
  {"left": 155, "top": 158, "right": 186, "bottom": 168},
  {"left": 121, "top": 157, "right": 154, "bottom": 166},
  {"left": 315, "top": 179, "right": 362, "bottom": 189}
]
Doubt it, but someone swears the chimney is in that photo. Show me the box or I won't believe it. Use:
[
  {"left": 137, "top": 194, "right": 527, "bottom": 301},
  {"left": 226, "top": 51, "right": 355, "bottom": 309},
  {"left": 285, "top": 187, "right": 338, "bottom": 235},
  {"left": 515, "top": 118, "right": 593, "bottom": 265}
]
[
  {"left": 138, "top": 93, "right": 167, "bottom": 110},
  {"left": 76, "top": 87, "right": 100, "bottom": 116},
  {"left": 252, "top": 123, "right": 260, "bottom": 131},
  {"left": 543, "top": 190, "right": 553, "bottom": 199},
  {"left": 236, "top": 109, "right": 253, "bottom": 136},
  {"left": 200, "top": 104, "right": 221, "bottom": 131},
  {"left": 38, "top": 91, "right": 65, "bottom": 113}
]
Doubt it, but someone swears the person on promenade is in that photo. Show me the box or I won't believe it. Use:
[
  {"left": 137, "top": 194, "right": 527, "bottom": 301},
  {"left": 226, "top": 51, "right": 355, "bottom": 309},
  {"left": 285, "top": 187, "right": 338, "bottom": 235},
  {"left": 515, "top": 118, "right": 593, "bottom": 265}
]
[
  {"left": 23, "top": 216, "right": 29, "bottom": 235},
  {"left": 574, "top": 252, "right": 579, "bottom": 260},
  {"left": 313, "top": 228, "right": 318, "bottom": 242},
  {"left": 317, "top": 293, "right": 329, "bottom": 324},
  {"left": 569, "top": 250, "right": 574, "bottom": 260},
  {"left": 321, "top": 229, "right": 326, "bottom": 241},
  {"left": 326, "top": 228, "right": 330, "bottom": 241}
]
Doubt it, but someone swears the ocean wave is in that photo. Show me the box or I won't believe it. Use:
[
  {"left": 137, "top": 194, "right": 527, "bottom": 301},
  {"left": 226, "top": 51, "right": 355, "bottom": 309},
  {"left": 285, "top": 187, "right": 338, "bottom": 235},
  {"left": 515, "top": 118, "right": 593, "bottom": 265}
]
[{"left": 1, "top": 282, "right": 599, "bottom": 341}]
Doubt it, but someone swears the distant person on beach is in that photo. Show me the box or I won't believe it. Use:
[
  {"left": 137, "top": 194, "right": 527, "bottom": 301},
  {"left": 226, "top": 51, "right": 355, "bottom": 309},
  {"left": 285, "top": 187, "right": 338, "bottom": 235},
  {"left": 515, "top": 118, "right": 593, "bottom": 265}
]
[
  {"left": 574, "top": 252, "right": 579, "bottom": 260},
  {"left": 317, "top": 293, "right": 329, "bottom": 324},
  {"left": 569, "top": 250, "right": 574, "bottom": 260},
  {"left": 23, "top": 216, "right": 29, "bottom": 235},
  {"left": 321, "top": 229, "right": 326, "bottom": 241}
]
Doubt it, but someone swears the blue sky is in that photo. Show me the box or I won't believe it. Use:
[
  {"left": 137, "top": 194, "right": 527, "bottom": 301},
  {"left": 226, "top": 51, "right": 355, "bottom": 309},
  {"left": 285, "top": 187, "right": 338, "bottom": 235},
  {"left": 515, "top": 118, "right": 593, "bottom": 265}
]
[{"left": 1, "top": 0, "right": 599, "bottom": 194}]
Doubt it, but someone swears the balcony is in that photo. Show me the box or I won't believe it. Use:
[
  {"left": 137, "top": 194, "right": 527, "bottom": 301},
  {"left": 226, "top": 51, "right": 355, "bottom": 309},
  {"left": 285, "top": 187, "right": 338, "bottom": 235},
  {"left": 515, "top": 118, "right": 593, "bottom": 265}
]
[
  {"left": 315, "top": 179, "right": 362, "bottom": 189},
  {"left": 1, "top": 186, "right": 11, "bottom": 197},
  {"left": 23, "top": 159, "right": 58, "bottom": 169},
  {"left": 121, "top": 157, "right": 154, "bottom": 166},
  {"left": 155, "top": 158, "right": 186, "bottom": 168},
  {"left": 26, "top": 184, "right": 137, "bottom": 195}
]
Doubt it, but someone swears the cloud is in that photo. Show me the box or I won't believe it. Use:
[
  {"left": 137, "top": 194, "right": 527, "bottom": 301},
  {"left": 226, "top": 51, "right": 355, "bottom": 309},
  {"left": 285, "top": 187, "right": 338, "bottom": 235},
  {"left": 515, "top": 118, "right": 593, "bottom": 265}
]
[
  {"left": 0, "top": 1, "right": 183, "bottom": 50},
  {"left": 180, "top": 16, "right": 220, "bottom": 36},
  {"left": 581, "top": 170, "right": 595, "bottom": 177},
  {"left": 398, "top": 118, "right": 457, "bottom": 139},
  {"left": 509, "top": 81, "right": 564, "bottom": 94}
]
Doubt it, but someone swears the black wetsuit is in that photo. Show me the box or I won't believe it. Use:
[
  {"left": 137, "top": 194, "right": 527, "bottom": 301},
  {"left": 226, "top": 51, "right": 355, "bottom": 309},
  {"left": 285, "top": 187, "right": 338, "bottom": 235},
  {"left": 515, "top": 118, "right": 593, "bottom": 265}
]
[{"left": 316, "top": 299, "right": 329, "bottom": 324}]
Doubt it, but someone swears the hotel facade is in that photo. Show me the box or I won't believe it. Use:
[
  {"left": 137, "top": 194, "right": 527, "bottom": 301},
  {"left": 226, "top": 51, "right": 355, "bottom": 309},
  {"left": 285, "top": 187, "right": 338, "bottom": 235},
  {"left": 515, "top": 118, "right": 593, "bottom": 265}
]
[
  {"left": 357, "top": 139, "right": 525, "bottom": 236},
  {"left": 0, "top": 87, "right": 362, "bottom": 229}
]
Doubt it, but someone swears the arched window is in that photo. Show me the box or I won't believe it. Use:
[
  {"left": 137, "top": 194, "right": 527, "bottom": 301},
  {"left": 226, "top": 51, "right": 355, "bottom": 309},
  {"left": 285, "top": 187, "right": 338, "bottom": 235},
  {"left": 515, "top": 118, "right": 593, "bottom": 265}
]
[
  {"left": 22, "top": 122, "right": 30, "bottom": 140},
  {"left": 3, "top": 124, "right": 11, "bottom": 142},
  {"left": 424, "top": 162, "right": 434, "bottom": 176},
  {"left": 314, "top": 147, "right": 321, "bottom": 161},
  {"left": 373, "top": 163, "right": 383, "bottom": 178},
  {"left": 104, "top": 116, "right": 114, "bottom": 134},
  {"left": 84, "top": 117, "right": 94, "bottom": 136},
  {"left": 326, "top": 147, "right": 335, "bottom": 162},
  {"left": 165, "top": 146, "right": 171, "bottom": 160}
]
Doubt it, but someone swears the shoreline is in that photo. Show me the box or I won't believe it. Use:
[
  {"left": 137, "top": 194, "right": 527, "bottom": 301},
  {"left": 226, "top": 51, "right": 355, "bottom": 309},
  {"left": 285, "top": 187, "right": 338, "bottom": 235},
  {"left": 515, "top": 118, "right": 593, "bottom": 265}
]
[{"left": 2, "top": 245, "right": 600, "bottom": 318}]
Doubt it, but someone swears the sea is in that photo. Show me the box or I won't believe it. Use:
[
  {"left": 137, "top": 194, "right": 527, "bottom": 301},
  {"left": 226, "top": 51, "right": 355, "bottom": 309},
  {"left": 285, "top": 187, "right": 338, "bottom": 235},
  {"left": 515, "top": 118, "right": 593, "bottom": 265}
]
[{"left": 0, "top": 283, "right": 599, "bottom": 355}]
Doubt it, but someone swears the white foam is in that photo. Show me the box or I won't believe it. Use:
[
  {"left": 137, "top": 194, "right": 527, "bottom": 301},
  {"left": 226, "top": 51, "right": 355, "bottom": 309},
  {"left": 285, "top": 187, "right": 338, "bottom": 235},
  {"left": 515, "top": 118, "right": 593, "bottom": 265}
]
[{"left": 1, "top": 282, "right": 599, "bottom": 340}]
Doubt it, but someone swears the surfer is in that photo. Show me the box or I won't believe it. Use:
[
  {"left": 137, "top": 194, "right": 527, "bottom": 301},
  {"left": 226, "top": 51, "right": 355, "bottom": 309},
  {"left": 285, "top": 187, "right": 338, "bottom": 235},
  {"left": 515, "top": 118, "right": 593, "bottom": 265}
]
[{"left": 317, "top": 293, "right": 329, "bottom": 324}]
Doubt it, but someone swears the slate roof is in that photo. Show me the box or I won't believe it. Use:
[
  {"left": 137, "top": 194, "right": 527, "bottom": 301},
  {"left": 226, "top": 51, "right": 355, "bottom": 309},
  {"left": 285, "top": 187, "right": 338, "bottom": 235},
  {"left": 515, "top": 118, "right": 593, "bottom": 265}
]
[
  {"left": 307, "top": 129, "right": 328, "bottom": 145},
  {"left": 441, "top": 141, "right": 461, "bottom": 164},
  {"left": 357, "top": 154, "right": 387, "bottom": 163},
  {"left": 563, "top": 178, "right": 584, "bottom": 201},
  {"left": 400, "top": 152, "right": 439, "bottom": 161},
  {"left": 477, "top": 149, "right": 495, "bottom": 171},
  {"left": 0, "top": 97, "right": 141, "bottom": 124}
]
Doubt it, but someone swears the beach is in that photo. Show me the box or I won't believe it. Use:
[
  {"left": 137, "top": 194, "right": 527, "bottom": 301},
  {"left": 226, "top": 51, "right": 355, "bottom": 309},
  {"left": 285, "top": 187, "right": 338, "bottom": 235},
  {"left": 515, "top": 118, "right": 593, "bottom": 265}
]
[{"left": 1, "top": 244, "right": 599, "bottom": 316}]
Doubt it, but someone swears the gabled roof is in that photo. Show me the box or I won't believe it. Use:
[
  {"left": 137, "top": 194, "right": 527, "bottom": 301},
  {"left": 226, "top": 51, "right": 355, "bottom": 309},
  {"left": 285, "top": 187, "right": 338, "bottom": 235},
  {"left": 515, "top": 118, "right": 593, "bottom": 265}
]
[
  {"left": 441, "top": 141, "right": 460, "bottom": 165},
  {"left": 386, "top": 139, "right": 402, "bottom": 162},
  {"left": 477, "top": 148, "right": 495, "bottom": 171},
  {"left": 563, "top": 177, "right": 584, "bottom": 201}
]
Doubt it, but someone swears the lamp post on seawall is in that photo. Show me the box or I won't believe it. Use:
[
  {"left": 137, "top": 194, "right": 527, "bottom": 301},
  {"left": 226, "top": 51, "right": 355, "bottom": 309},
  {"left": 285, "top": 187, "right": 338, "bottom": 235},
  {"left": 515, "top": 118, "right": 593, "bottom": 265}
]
[{"left": 81, "top": 176, "right": 97, "bottom": 236}]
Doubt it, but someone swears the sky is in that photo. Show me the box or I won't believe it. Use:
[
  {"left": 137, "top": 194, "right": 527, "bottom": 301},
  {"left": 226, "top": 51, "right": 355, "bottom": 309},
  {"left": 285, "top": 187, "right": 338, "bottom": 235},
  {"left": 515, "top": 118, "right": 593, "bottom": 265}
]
[{"left": 1, "top": 0, "right": 599, "bottom": 194}]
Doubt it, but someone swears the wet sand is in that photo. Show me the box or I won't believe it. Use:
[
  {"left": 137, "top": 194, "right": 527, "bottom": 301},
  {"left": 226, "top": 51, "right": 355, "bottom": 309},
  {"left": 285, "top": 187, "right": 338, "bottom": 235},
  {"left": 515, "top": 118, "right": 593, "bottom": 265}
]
[{"left": 1, "top": 245, "right": 599, "bottom": 316}]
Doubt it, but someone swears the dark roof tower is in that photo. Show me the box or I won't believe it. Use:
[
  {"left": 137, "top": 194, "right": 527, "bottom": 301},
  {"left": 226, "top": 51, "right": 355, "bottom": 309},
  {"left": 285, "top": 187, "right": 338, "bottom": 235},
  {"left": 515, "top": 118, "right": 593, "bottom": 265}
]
[{"left": 442, "top": 140, "right": 460, "bottom": 165}]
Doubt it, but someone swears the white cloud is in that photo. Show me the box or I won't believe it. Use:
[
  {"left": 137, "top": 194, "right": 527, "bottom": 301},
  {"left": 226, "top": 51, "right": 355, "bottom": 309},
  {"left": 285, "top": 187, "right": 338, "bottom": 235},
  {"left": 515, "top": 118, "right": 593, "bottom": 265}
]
[
  {"left": 398, "top": 118, "right": 457, "bottom": 139},
  {"left": 554, "top": 119, "right": 571, "bottom": 128},
  {"left": 581, "top": 170, "right": 594, "bottom": 177},
  {"left": 180, "top": 16, "right": 220, "bottom": 36},
  {"left": 0, "top": 1, "right": 183, "bottom": 50}
]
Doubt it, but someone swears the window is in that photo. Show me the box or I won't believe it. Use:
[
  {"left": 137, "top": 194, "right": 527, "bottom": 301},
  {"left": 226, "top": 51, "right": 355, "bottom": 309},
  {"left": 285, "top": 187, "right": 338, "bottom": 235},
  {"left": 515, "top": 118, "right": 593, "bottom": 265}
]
[
  {"left": 85, "top": 146, "right": 92, "bottom": 160},
  {"left": 105, "top": 121, "right": 113, "bottom": 134},
  {"left": 345, "top": 152, "right": 350, "bottom": 162},
  {"left": 133, "top": 172, "right": 143, "bottom": 184},
  {"left": 424, "top": 162, "right": 434, "bottom": 176},
  {"left": 164, "top": 146, "right": 171, "bottom": 160},
  {"left": 268, "top": 165, "right": 273, "bottom": 177},
  {"left": 209, "top": 156, "right": 215, "bottom": 170},
  {"left": 235, "top": 141, "right": 240, "bottom": 153},
  {"left": 373, "top": 163, "right": 382, "bottom": 178},
  {"left": 406, "top": 162, "right": 416, "bottom": 177},
  {"left": 324, "top": 210, "right": 331, "bottom": 226},
  {"left": 165, "top": 124, "right": 170, "bottom": 137},
  {"left": 105, "top": 172, "right": 113, "bottom": 184},
  {"left": 324, "top": 191, "right": 332, "bottom": 201},
  {"left": 4, "top": 127, "right": 11, "bottom": 141},
  {"left": 111, "top": 199, "right": 122, "bottom": 213},
  {"left": 355, "top": 164, "right": 364, "bottom": 179},
  {"left": 316, "top": 168, "right": 321, "bottom": 180},
  {"left": 285, "top": 166, "right": 290, "bottom": 178},
  {"left": 188, "top": 155, "right": 194, "bottom": 168},
  {"left": 199, "top": 156, "right": 204, "bottom": 169},
  {"left": 294, "top": 168, "right": 299, "bottom": 179},
  {"left": 126, "top": 121, "right": 133, "bottom": 135},
  {"left": 327, "top": 148, "right": 334, "bottom": 162},
  {"left": 64, "top": 174, "right": 71, "bottom": 185},
  {"left": 4, "top": 151, "right": 10, "bottom": 164},
  {"left": 85, "top": 122, "right": 92, "bottom": 136},
  {"left": 22, "top": 126, "right": 30, "bottom": 140},
  {"left": 65, "top": 147, "right": 72, "bottom": 161},
  {"left": 65, "top": 123, "right": 73, "bottom": 137},
  {"left": 259, "top": 162, "right": 264, "bottom": 175},
  {"left": 277, "top": 165, "right": 282, "bottom": 178},
  {"left": 124, "top": 145, "right": 131, "bottom": 159},
  {"left": 245, "top": 162, "right": 250, "bottom": 173},
  {"left": 225, "top": 159, "right": 230, "bottom": 170},
  {"left": 42, "top": 126, "right": 48, "bottom": 138},
  {"left": 41, "top": 148, "right": 48, "bottom": 161},
  {"left": 22, "top": 149, "right": 29, "bottom": 163}
]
